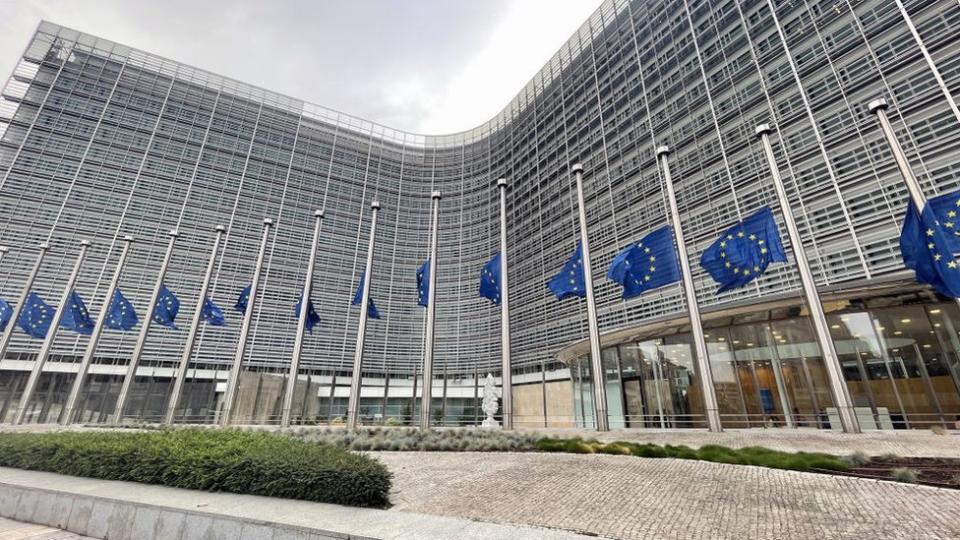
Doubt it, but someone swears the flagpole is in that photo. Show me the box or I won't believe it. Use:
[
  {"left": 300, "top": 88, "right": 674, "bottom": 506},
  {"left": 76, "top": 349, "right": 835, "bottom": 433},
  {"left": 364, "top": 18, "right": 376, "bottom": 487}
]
[
  {"left": 281, "top": 210, "right": 323, "bottom": 427},
  {"left": 14, "top": 239, "right": 91, "bottom": 425},
  {"left": 868, "top": 99, "right": 928, "bottom": 212},
  {"left": 419, "top": 191, "right": 441, "bottom": 430},
  {"left": 655, "top": 146, "right": 722, "bottom": 432},
  {"left": 113, "top": 230, "right": 179, "bottom": 424},
  {"left": 164, "top": 225, "right": 226, "bottom": 425},
  {"left": 868, "top": 98, "right": 960, "bottom": 313},
  {"left": 221, "top": 218, "right": 273, "bottom": 426},
  {"left": 571, "top": 163, "right": 609, "bottom": 432},
  {"left": 61, "top": 235, "right": 135, "bottom": 425},
  {"left": 347, "top": 201, "right": 380, "bottom": 431},
  {"left": 0, "top": 242, "right": 49, "bottom": 367},
  {"left": 497, "top": 178, "right": 513, "bottom": 430},
  {"left": 756, "top": 125, "right": 861, "bottom": 433}
]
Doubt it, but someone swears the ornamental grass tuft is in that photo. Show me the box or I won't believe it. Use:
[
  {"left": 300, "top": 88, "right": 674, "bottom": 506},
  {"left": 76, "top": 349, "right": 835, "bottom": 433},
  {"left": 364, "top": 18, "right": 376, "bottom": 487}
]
[
  {"left": 534, "top": 438, "right": 850, "bottom": 473},
  {"left": 0, "top": 428, "right": 391, "bottom": 507}
]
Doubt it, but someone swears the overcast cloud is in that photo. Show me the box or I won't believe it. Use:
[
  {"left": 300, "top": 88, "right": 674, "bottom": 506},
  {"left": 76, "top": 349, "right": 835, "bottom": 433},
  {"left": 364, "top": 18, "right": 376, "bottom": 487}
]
[{"left": 0, "top": 0, "right": 599, "bottom": 133}]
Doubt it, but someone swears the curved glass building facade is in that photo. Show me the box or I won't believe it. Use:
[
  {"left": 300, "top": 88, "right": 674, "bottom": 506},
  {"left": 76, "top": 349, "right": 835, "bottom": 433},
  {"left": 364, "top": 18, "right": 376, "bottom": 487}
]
[{"left": 0, "top": 0, "right": 959, "bottom": 429}]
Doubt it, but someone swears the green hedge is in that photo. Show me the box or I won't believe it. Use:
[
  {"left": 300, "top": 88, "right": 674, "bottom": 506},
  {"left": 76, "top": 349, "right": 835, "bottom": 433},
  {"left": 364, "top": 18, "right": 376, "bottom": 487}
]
[
  {"left": 535, "top": 438, "right": 850, "bottom": 472},
  {"left": 0, "top": 429, "right": 391, "bottom": 507}
]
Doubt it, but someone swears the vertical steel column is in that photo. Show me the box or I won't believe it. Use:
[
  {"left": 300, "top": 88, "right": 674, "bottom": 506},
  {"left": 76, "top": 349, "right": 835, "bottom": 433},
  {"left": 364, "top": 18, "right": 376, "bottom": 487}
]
[
  {"left": 221, "top": 218, "right": 273, "bottom": 426},
  {"left": 571, "top": 164, "right": 609, "bottom": 432},
  {"left": 163, "top": 225, "right": 226, "bottom": 425},
  {"left": 14, "top": 240, "right": 91, "bottom": 425},
  {"left": 656, "top": 147, "right": 722, "bottom": 432},
  {"left": 756, "top": 125, "right": 860, "bottom": 433},
  {"left": 0, "top": 243, "right": 49, "bottom": 365},
  {"left": 61, "top": 236, "right": 134, "bottom": 424},
  {"left": 113, "top": 230, "right": 179, "bottom": 423},
  {"left": 281, "top": 210, "right": 324, "bottom": 427},
  {"left": 653, "top": 345, "right": 667, "bottom": 429},
  {"left": 419, "top": 192, "right": 441, "bottom": 430},
  {"left": 497, "top": 178, "right": 513, "bottom": 429},
  {"left": 347, "top": 201, "right": 380, "bottom": 430},
  {"left": 763, "top": 325, "right": 795, "bottom": 428}
]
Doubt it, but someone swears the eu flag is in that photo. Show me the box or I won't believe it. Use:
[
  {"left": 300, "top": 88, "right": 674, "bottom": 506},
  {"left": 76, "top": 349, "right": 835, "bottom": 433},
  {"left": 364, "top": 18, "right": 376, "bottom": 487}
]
[
  {"left": 234, "top": 285, "right": 251, "bottom": 314},
  {"left": 201, "top": 297, "right": 226, "bottom": 326},
  {"left": 352, "top": 272, "right": 381, "bottom": 319},
  {"left": 607, "top": 225, "right": 681, "bottom": 299},
  {"left": 105, "top": 288, "right": 138, "bottom": 331},
  {"left": 294, "top": 295, "right": 321, "bottom": 334},
  {"left": 700, "top": 206, "right": 787, "bottom": 293},
  {"left": 0, "top": 297, "right": 12, "bottom": 331},
  {"left": 416, "top": 259, "right": 430, "bottom": 307},
  {"left": 901, "top": 198, "right": 960, "bottom": 298},
  {"left": 18, "top": 292, "right": 54, "bottom": 338},
  {"left": 927, "top": 189, "right": 960, "bottom": 254},
  {"left": 152, "top": 284, "right": 180, "bottom": 329},
  {"left": 478, "top": 252, "right": 502, "bottom": 305},
  {"left": 548, "top": 242, "right": 586, "bottom": 300},
  {"left": 60, "top": 291, "right": 94, "bottom": 335}
]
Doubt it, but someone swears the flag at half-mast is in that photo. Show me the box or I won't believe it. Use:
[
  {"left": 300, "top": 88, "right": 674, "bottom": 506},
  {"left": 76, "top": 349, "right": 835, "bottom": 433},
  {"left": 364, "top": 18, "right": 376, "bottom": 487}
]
[
  {"left": 900, "top": 190, "right": 960, "bottom": 298},
  {"left": 700, "top": 206, "right": 786, "bottom": 293},
  {"left": 547, "top": 242, "right": 586, "bottom": 300},
  {"left": 607, "top": 225, "right": 681, "bottom": 299},
  {"left": 478, "top": 252, "right": 502, "bottom": 305}
]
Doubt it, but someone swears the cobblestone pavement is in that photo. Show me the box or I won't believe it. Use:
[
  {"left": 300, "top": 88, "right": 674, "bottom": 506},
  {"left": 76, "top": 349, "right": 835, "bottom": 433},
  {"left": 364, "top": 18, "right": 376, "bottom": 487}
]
[
  {"left": 524, "top": 427, "right": 960, "bottom": 458},
  {"left": 376, "top": 451, "right": 960, "bottom": 540},
  {"left": 0, "top": 517, "right": 94, "bottom": 539}
]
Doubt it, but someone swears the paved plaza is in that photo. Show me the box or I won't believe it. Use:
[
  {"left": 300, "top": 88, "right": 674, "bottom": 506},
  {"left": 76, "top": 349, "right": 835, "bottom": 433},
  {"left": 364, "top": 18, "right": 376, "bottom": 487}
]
[
  {"left": 3, "top": 427, "right": 960, "bottom": 538},
  {"left": 378, "top": 451, "right": 960, "bottom": 539}
]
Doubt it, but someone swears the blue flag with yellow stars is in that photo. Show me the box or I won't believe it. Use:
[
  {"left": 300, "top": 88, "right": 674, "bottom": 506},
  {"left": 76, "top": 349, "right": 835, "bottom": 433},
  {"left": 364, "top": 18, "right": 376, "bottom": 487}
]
[
  {"left": 201, "top": 297, "right": 226, "bottom": 326},
  {"left": 152, "top": 284, "right": 180, "bottom": 329},
  {"left": 18, "top": 292, "right": 54, "bottom": 338},
  {"left": 927, "top": 189, "right": 960, "bottom": 253},
  {"left": 105, "top": 289, "right": 138, "bottom": 331},
  {"left": 352, "top": 271, "right": 381, "bottom": 319},
  {"left": 234, "top": 285, "right": 251, "bottom": 314},
  {"left": 294, "top": 295, "right": 321, "bottom": 333},
  {"left": 700, "top": 207, "right": 787, "bottom": 293},
  {"left": 416, "top": 259, "right": 430, "bottom": 307},
  {"left": 60, "top": 290, "right": 94, "bottom": 335},
  {"left": 479, "top": 252, "right": 502, "bottom": 305},
  {"left": 0, "top": 297, "right": 12, "bottom": 331},
  {"left": 901, "top": 197, "right": 960, "bottom": 298},
  {"left": 607, "top": 225, "right": 681, "bottom": 299},
  {"left": 548, "top": 241, "right": 586, "bottom": 300}
]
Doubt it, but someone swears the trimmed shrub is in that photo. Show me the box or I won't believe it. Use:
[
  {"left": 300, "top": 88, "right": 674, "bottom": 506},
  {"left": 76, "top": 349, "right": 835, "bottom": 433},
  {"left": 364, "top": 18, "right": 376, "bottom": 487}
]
[{"left": 0, "top": 428, "right": 391, "bottom": 507}]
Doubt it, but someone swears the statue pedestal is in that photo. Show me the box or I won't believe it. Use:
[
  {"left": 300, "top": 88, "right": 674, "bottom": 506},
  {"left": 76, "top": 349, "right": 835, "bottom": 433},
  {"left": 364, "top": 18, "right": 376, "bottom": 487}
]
[{"left": 481, "top": 417, "right": 500, "bottom": 429}]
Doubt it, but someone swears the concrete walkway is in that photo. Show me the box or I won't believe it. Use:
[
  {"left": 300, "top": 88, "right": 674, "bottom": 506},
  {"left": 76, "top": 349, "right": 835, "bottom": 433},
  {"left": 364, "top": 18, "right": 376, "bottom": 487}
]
[
  {"left": 377, "top": 451, "right": 960, "bottom": 540},
  {"left": 0, "top": 516, "right": 94, "bottom": 539}
]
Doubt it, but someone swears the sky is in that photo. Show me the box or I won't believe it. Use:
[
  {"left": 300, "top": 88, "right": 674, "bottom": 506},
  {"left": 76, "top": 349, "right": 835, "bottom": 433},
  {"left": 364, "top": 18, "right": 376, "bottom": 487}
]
[{"left": 0, "top": 0, "right": 600, "bottom": 134}]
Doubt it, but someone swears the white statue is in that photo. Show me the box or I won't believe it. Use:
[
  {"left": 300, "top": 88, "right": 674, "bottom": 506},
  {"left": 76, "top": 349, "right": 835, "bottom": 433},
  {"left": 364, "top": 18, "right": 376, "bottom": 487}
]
[{"left": 481, "top": 373, "right": 501, "bottom": 428}]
